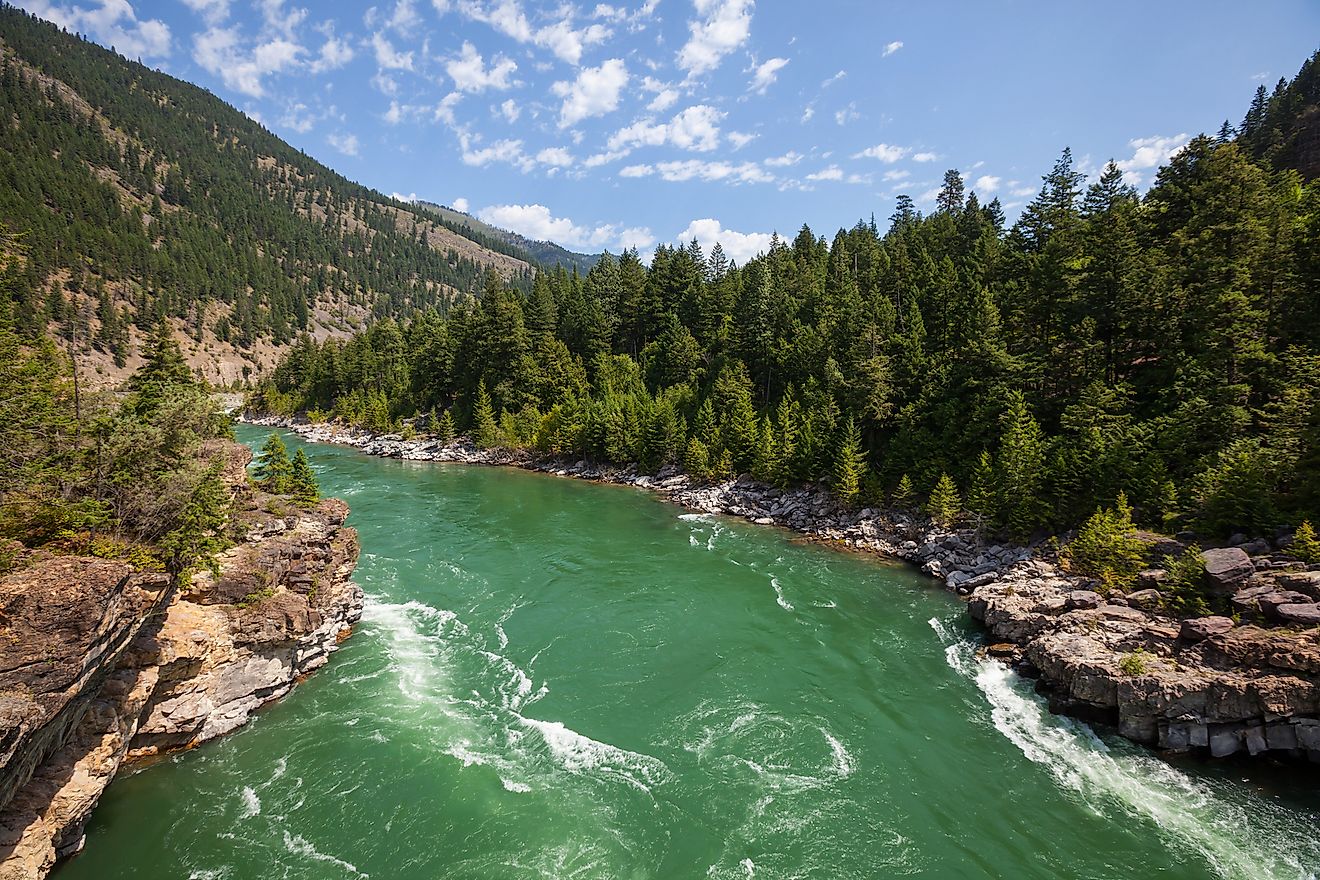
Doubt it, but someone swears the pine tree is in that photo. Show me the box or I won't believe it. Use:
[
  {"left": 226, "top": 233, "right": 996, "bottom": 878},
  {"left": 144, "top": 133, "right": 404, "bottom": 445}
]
[
  {"left": 927, "top": 473, "right": 962, "bottom": 527},
  {"left": 127, "top": 320, "right": 193, "bottom": 411},
  {"left": 967, "top": 451, "right": 997, "bottom": 528},
  {"left": 892, "top": 474, "right": 915, "bottom": 511},
  {"left": 832, "top": 418, "right": 866, "bottom": 508},
  {"left": 289, "top": 448, "right": 320, "bottom": 506},
  {"left": 434, "top": 409, "right": 455, "bottom": 444},
  {"left": 998, "top": 393, "right": 1048, "bottom": 539},
  {"left": 1291, "top": 521, "right": 1320, "bottom": 564},
  {"left": 255, "top": 433, "right": 293, "bottom": 494},
  {"left": 1060, "top": 492, "right": 1146, "bottom": 591},
  {"left": 159, "top": 465, "right": 230, "bottom": 576},
  {"left": 472, "top": 380, "right": 499, "bottom": 449}
]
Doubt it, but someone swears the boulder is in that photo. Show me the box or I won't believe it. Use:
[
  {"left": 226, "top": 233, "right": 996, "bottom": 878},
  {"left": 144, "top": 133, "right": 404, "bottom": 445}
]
[
  {"left": 1180, "top": 616, "right": 1235, "bottom": 642},
  {"left": 1201, "top": 547, "right": 1254, "bottom": 593},
  {"left": 1126, "top": 589, "right": 1164, "bottom": 610},
  {"left": 1066, "top": 590, "right": 1103, "bottom": 610},
  {"left": 1276, "top": 603, "right": 1320, "bottom": 626},
  {"left": 1136, "top": 569, "right": 1168, "bottom": 589},
  {"left": 1275, "top": 571, "right": 1320, "bottom": 600},
  {"left": 1258, "top": 590, "right": 1314, "bottom": 621}
]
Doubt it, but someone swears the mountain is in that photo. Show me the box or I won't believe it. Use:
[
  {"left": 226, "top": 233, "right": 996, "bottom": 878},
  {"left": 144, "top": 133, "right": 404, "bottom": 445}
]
[
  {"left": 416, "top": 201, "right": 601, "bottom": 275},
  {"left": 0, "top": 4, "right": 537, "bottom": 387}
]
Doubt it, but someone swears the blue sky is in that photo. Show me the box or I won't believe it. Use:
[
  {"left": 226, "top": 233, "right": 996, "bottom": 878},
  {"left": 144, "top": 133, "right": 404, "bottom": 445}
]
[{"left": 15, "top": 0, "right": 1320, "bottom": 262}]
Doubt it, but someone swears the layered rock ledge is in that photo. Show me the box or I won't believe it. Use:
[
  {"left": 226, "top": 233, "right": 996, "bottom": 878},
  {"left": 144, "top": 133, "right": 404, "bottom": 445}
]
[
  {"left": 0, "top": 444, "right": 361, "bottom": 879},
  {"left": 253, "top": 418, "right": 1320, "bottom": 765}
]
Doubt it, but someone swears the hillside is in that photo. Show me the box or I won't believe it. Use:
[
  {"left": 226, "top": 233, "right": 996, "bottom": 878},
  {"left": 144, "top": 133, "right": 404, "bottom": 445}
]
[
  {"left": 0, "top": 4, "right": 535, "bottom": 387},
  {"left": 418, "top": 201, "right": 600, "bottom": 275},
  {"left": 1239, "top": 49, "right": 1320, "bottom": 179}
]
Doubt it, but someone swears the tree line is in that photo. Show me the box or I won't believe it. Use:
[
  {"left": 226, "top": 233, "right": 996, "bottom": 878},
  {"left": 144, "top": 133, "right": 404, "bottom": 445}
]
[{"left": 254, "top": 56, "right": 1320, "bottom": 543}]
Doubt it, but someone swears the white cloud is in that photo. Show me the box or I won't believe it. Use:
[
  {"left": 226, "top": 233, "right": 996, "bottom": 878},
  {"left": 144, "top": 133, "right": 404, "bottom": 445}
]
[
  {"left": 280, "top": 101, "right": 316, "bottom": 132},
  {"left": 372, "top": 31, "right": 413, "bottom": 70},
  {"left": 800, "top": 104, "right": 815, "bottom": 123},
  {"left": 883, "top": 169, "right": 910, "bottom": 181},
  {"left": 498, "top": 98, "right": 520, "bottom": 122},
  {"left": 327, "top": 131, "right": 359, "bottom": 156},
  {"left": 972, "top": 174, "right": 1000, "bottom": 194},
  {"left": 806, "top": 165, "right": 843, "bottom": 182},
  {"left": 477, "top": 202, "right": 654, "bottom": 252},
  {"left": 608, "top": 104, "right": 725, "bottom": 154},
  {"left": 461, "top": 137, "right": 525, "bottom": 167},
  {"left": 392, "top": 191, "right": 418, "bottom": 202},
  {"left": 309, "top": 34, "right": 354, "bottom": 73},
  {"left": 676, "top": 218, "right": 771, "bottom": 264},
  {"left": 853, "top": 143, "right": 908, "bottom": 163},
  {"left": 629, "top": 159, "right": 774, "bottom": 184},
  {"left": 194, "top": 27, "right": 303, "bottom": 97},
  {"left": 445, "top": 41, "right": 518, "bottom": 92},
  {"left": 882, "top": 40, "right": 903, "bottom": 57},
  {"left": 553, "top": 58, "right": 629, "bottom": 127},
  {"left": 647, "top": 87, "right": 679, "bottom": 112},
  {"left": 535, "top": 146, "right": 575, "bottom": 167},
  {"left": 1115, "top": 133, "right": 1190, "bottom": 185},
  {"left": 764, "top": 150, "right": 801, "bottom": 167},
  {"left": 372, "top": 71, "right": 399, "bottom": 94},
  {"left": 20, "top": 0, "right": 172, "bottom": 58},
  {"left": 834, "top": 102, "right": 859, "bottom": 125},
  {"left": 727, "top": 131, "right": 756, "bottom": 149},
  {"left": 677, "top": 0, "right": 753, "bottom": 77},
  {"left": 388, "top": 0, "right": 420, "bottom": 33},
  {"left": 620, "top": 163, "right": 652, "bottom": 177},
  {"left": 749, "top": 56, "right": 788, "bottom": 94},
  {"left": 458, "top": 0, "right": 612, "bottom": 65},
  {"left": 452, "top": 196, "right": 470, "bottom": 212},
  {"left": 181, "top": 0, "right": 230, "bottom": 25},
  {"left": 912, "top": 151, "right": 938, "bottom": 162},
  {"left": 433, "top": 91, "right": 463, "bottom": 126}
]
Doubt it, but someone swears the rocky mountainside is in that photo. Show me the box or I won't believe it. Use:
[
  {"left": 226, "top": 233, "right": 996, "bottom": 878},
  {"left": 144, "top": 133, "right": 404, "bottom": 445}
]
[
  {"left": 417, "top": 202, "right": 601, "bottom": 274},
  {"left": 0, "top": 442, "right": 360, "bottom": 879},
  {"left": 0, "top": 6, "right": 536, "bottom": 389}
]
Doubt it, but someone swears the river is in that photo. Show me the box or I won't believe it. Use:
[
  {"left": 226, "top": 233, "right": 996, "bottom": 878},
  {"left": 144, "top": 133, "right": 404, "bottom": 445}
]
[{"left": 57, "top": 425, "right": 1320, "bottom": 879}]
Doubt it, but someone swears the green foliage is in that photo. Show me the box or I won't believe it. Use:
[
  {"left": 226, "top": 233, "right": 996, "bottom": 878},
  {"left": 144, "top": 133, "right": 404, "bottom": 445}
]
[
  {"left": 927, "top": 474, "right": 962, "bottom": 527},
  {"left": 1163, "top": 546, "right": 1212, "bottom": 618},
  {"left": 254, "top": 433, "right": 293, "bottom": 494},
  {"left": 891, "top": 474, "right": 916, "bottom": 511},
  {"left": 1187, "top": 439, "right": 1280, "bottom": 538},
  {"left": 832, "top": 419, "right": 866, "bottom": 508},
  {"left": 433, "top": 409, "right": 455, "bottom": 444},
  {"left": 1060, "top": 492, "right": 1146, "bottom": 591},
  {"left": 158, "top": 464, "right": 230, "bottom": 575},
  {"left": 1292, "top": 521, "right": 1320, "bottom": 564},
  {"left": 289, "top": 448, "right": 320, "bottom": 506},
  {"left": 472, "top": 381, "right": 499, "bottom": 449},
  {"left": 1118, "top": 648, "right": 1151, "bottom": 677}
]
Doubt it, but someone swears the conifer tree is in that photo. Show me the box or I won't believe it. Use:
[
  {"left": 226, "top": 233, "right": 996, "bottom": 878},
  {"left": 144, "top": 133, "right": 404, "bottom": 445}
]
[
  {"left": 472, "top": 380, "right": 499, "bottom": 449},
  {"left": 434, "top": 409, "right": 455, "bottom": 444},
  {"left": 892, "top": 474, "right": 915, "bottom": 511},
  {"left": 1291, "top": 521, "right": 1320, "bottom": 564},
  {"left": 998, "top": 393, "right": 1048, "bottom": 539},
  {"left": 967, "top": 451, "right": 997, "bottom": 528},
  {"left": 927, "top": 473, "right": 962, "bottom": 527},
  {"left": 832, "top": 418, "right": 866, "bottom": 508},
  {"left": 1060, "top": 492, "right": 1146, "bottom": 591},
  {"left": 289, "top": 448, "right": 320, "bottom": 506},
  {"left": 255, "top": 433, "right": 293, "bottom": 494}
]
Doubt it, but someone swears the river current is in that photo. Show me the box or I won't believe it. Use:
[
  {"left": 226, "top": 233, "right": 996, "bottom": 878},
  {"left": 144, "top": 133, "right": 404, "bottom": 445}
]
[{"left": 57, "top": 426, "right": 1320, "bottom": 879}]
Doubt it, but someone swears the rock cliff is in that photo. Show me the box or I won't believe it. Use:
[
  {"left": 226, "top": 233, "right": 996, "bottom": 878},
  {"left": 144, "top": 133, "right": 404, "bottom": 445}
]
[{"left": 0, "top": 444, "right": 360, "bottom": 879}]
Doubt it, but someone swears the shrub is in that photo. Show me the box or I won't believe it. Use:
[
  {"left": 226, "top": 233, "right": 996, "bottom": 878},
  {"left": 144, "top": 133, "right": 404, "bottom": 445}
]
[
  {"left": 1163, "top": 545, "right": 1212, "bottom": 617},
  {"left": 926, "top": 473, "right": 962, "bottom": 527},
  {"left": 1292, "top": 520, "right": 1320, "bottom": 564},
  {"left": 1060, "top": 492, "right": 1146, "bottom": 591},
  {"left": 1119, "top": 648, "right": 1151, "bottom": 676}
]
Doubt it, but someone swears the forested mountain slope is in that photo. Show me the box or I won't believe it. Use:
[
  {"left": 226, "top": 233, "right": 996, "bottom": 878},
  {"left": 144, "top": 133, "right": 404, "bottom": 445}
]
[
  {"left": 256, "top": 51, "right": 1320, "bottom": 545},
  {"left": 0, "top": 4, "right": 534, "bottom": 387},
  {"left": 418, "top": 202, "right": 601, "bottom": 275}
]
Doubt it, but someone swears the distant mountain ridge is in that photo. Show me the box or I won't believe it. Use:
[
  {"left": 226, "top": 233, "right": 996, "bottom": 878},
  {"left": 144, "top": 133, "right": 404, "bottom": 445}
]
[
  {"left": 0, "top": 3, "right": 538, "bottom": 387},
  {"left": 417, "top": 202, "right": 601, "bottom": 275}
]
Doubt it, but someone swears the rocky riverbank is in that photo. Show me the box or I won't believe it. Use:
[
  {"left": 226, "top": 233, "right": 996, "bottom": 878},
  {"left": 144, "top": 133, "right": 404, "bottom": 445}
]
[
  {"left": 249, "top": 416, "right": 1320, "bottom": 766},
  {"left": 0, "top": 442, "right": 361, "bottom": 879}
]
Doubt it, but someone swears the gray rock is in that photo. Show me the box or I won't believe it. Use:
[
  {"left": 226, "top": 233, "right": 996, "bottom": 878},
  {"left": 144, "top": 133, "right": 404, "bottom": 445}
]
[
  {"left": 1180, "top": 616, "right": 1235, "bottom": 642},
  {"left": 1258, "top": 590, "right": 1314, "bottom": 620},
  {"left": 1136, "top": 569, "right": 1168, "bottom": 589},
  {"left": 1210, "top": 726, "right": 1242, "bottom": 757},
  {"left": 1201, "top": 547, "right": 1255, "bottom": 593},
  {"left": 1126, "top": 589, "right": 1164, "bottom": 610},
  {"left": 1065, "top": 590, "right": 1102, "bottom": 610},
  {"left": 1275, "top": 571, "right": 1320, "bottom": 599},
  {"left": 1242, "top": 538, "right": 1272, "bottom": 557},
  {"left": 1276, "top": 603, "right": 1320, "bottom": 626}
]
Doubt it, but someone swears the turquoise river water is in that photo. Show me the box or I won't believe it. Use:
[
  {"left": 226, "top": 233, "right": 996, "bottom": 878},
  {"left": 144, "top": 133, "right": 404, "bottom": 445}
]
[{"left": 56, "top": 425, "right": 1320, "bottom": 879}]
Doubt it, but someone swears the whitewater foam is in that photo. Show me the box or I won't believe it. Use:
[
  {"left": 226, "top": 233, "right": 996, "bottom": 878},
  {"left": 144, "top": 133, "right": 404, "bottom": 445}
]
[
  {"left": 770, "top": 576, "right": 794, "bottom": 612},
  {"left": 282, "top": 831, "right": 369, "bottom": 877},
  {"left": 238, "top": 786, "right": 260, "bottom": 819},
  {"left": 928, "top": 616, "right": 1320, "bottom": 880},
  {"left": 520, "top": 717, "right": 671, "bottom": 793}
]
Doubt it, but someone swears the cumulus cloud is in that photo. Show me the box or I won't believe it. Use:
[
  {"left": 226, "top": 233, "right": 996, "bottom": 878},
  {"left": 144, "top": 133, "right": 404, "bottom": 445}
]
[
  {"left": 476, "top": 203, "right": 654, "bottom": 252},
  {"left": 1115, "top": 133, "right": 1190, "bottom": 185},
  {"left": 553, "top": 58, "right": 629, "bottom": 127},
  {"left": 748, "top": 56, "right": 788, "bottom": 94},
  {"left": 461, "top": 137, "right": 525, "bottom": 167},
  {"left": 972, "top": 174, "right": 1000, "bottom": 194},
  {"left": 882, "top": 40, "right": 903, "bottom": 57},
  {"left": 279, "top": 101, "right": 316, "bottom": 132},
  {"left": 805, "top": 165, "right": 843, "bottom": 182},
  {"left": 181, "top": 0, "right": 230, "bottom": 25},
  {"left": 535, "top": 146, "right": 575, "bottom": 167},
  {"left": 19, "top": 0, "right": 172, "bottom": 58},
  {"left": 327, "top": 131, "right": 359, "bottom": 156},
  {"left": 676, "top": 218, "right": 771, "bottom": 264},
  {"left": 498, "top": 98, "right": 520, "bottom": 122},
  {"left": 623, "top": 159, "right": 774, "bottom": 185},
  {"left": 912, "top": 151, "right": 938, "bottom": 162},
  {"left": 372, "top": 31, "right": 413, "bottom": 70},
  {"left": 853, "top": 143, "right": 907, "bottom": 163},
  {"left": 764, "top": 150, "right": 802, "bottom": 167},
  {"left": 640, "top": 78, "right": 680, "bottom": 112},
  {"left": 458, "top": 0, "right": 611, "bottom": 65},
  {"left": 194, "top": 27, "right": 303, "bottom": 97},
  {"left": 608, "top": 104, "right": 725, "bottom": 153},
  {"left": 677, "top": 0, "right": 753, "bottom": 77},
  {"left": 445, "top": 41, "right": 518, "bottom": 92},
  {"left": 451, "top": 196, "right": 470, "bottom": 212},
  {"left": 309, "top": 34, "right": 354, "bottom": 73}
]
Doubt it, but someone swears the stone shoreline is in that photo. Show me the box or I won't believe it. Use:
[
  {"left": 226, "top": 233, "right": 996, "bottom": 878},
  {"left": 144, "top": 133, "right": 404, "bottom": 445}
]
[
  {"left": 249, "top": 415, "right": 1320, "bottom": 767},
  {"left": 0, "top": 441, "right": 362, "bottom": 879}
]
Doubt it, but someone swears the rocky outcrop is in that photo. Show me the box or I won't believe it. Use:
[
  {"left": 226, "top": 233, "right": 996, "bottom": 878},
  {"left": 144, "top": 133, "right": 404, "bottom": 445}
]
[
  {"left": 0, "top": 445, "right": 360, "bottom": 879},
  {"left": 252, "top": 416, "right": 1320, "bottom": 767}
]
